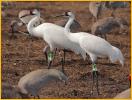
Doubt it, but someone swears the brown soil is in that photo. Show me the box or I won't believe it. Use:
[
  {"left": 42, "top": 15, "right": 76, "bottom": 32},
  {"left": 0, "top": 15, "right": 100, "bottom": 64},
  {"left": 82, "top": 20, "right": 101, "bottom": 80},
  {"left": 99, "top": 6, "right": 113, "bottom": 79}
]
[{"left": 1, "top": 1, "right": 131, "bottom": 99}]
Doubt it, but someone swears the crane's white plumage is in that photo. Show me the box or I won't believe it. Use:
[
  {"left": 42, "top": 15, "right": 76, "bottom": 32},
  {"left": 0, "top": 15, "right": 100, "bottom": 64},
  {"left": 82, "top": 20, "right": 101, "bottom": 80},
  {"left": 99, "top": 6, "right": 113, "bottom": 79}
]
[
  {"left": 63, "top": 11, "right": 124, "bottom": 66},
  {"left": 27, "top": 10, "right": 87, "bottom": 60}
]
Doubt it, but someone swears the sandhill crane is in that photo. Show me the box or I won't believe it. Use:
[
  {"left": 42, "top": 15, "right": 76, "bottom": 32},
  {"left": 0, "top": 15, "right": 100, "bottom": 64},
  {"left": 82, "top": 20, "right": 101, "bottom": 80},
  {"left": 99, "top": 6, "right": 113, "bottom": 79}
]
[
  {"left": 89, "top": 2, "right": 102, "bottom": 21},
  {"left": 18, "top": 68, "right": 67, "bottom": 98},
  {"left": 104, "top": 1, "right": 130, "bottom": 16},
  {"left": 91, "top": 17, "right": 128, "bottom": 40},
  {"left": 27, "top": 10, "right": 86, "bottom": 68},
  {"left": 114, "top": 88, "right": 130, "bottom": 98},
  {"left": 2, "top": 66, "right": 67, "bottom": 99}
]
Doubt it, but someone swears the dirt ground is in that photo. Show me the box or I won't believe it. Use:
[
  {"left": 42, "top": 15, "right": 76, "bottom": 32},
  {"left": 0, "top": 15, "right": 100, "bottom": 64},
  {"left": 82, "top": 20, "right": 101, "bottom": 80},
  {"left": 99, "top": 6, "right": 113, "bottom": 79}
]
[{"left": 1, "top": 1, "right": 131, "bottom": 99}]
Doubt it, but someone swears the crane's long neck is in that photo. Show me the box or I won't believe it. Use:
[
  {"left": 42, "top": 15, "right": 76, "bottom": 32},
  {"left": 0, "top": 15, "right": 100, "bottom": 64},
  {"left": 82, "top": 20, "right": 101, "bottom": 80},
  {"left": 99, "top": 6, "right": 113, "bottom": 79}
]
[
  {"left": 64, "top": 16, "right": 75, "bottom": 34},
  {"left": 27, "top": 16, "right": 40, "bottom": 36},
  {"left": 64, "top": 15, "right": 79, "bottom": 44}
]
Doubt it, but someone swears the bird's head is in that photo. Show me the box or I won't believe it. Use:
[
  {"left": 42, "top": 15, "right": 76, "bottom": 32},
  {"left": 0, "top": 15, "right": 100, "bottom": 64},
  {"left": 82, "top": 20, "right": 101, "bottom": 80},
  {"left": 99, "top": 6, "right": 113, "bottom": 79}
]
[
  {"left": 64, "top": 11, "right": 75, "bottom": 18},
  {"left": 32, "top": 9, "right": 40, "bottom": 17},
  {"left": 55, "top": 11, "right": 75, "bottom": 19}
]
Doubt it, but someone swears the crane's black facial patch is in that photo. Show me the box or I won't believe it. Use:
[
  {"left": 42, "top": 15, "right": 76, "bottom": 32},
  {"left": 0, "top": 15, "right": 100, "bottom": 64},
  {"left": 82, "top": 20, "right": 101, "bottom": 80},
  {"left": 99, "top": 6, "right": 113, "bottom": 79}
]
[
  {"left": 31, "top": 10, "right": 38, "bottom": 16},
  {"left": 65, "top": 12, "right": 69, "bottom": 16}
]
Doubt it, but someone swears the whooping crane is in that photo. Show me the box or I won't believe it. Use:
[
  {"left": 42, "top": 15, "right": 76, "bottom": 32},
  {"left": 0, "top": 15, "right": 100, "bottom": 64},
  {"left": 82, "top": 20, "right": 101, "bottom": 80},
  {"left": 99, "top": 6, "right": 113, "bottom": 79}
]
[
  {"left": 59, "top": 11, "right": 124, "bottom": 66},
  {"left": 54, "top": 18, "right": 81, "bottom": 32},
  {"left": 18, "top": 9, "right": 45, "bottom": 26},
  {"left": 58, "top": 11, "right": 124, "bottom": 95},
  {"left": 43, "top": 16, "right": 81, "bottom": 64},
  {"left": 14, "top": 9, "right": 81, "bottom": 65},
  {"left": 27, "top": 10, "right": 86, "bottom": 68},
  {"left": 10, "top": 9, "right": 45, "bottom": 36}
]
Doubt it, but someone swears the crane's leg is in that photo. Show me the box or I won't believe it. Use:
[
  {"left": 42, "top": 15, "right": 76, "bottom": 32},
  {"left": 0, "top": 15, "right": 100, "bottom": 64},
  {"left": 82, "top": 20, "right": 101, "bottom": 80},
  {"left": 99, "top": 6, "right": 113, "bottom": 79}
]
[
  {"left": 11, "top": 26, "right": 14, "bottom": 37},
  {"left": 95, "top": 71, "right": 100, "bottom": 95},
  {"left": 91, "top": 70, "right": 95, "bottom": 95},
  {"left": 45, "top": 52, "right": 48, "bottom": 63},
  {"left": 63, "top": 49, "right": 66, "bottom": 64},
  {"left": 61, "top": 58, "right": 65, "bottom": 73},
  {"left": 52, "top": 48, "right": 57, "bottom": 64},
  {"left": 54, "top": 48, "right": 57, "bottom": 60},
  {"left": 91, "top": 63, "right": 99, "bottom": 95}
]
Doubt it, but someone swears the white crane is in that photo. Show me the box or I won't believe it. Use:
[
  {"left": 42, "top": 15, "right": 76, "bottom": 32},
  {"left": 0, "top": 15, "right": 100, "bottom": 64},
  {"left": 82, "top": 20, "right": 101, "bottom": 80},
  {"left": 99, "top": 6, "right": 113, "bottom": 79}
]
[
  {"left": 10, "top": 9, "right": 45, "bottom": 35},
  {"left": 18, "top": 9, "right": 45, "bottom": 26},
  {"left": 11, "top": 9, "right": 82, "bottom": 64},
  {"left": 27, "top": 10, "right": 86, "bottom": 68},
  {"left": 58, "top": 11, "right": 124, "bottom": 94},
  {"left": 43, "top": 15, "right": 81, "bottom": 63},
  {"left": 59, "top": 11, "right": 124, "bottom": 66}
]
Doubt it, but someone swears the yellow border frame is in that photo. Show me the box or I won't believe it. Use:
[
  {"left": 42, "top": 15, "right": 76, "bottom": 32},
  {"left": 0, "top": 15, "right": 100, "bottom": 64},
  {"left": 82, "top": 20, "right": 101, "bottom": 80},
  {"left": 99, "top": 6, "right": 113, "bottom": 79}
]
[{"left": 0, "top": 0, "right": 131, "bottom": 100}]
